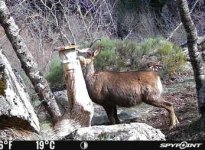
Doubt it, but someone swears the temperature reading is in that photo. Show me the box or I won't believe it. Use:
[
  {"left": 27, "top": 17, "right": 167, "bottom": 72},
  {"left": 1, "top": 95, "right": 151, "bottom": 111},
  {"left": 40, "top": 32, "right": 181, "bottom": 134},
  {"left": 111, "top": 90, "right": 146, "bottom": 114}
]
[
  {"left": 0, "top": 141, "right": 12, "bottom": 150},
  {"left": 36, "top": 141, "right": 55, "bottom": 150}
]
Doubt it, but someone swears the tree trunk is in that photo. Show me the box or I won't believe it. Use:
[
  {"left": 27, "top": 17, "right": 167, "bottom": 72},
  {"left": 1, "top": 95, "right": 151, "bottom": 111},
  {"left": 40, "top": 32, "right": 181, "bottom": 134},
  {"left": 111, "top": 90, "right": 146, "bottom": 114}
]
[
  {"left": 0, "top": 0, "right": 61, "bottom": 124},
  {"left": 54, "top": 46, "right": 93, "bottom": 137},
  {"left": 177, "top": 0, "right": 205, "bottom": 120},
  {"left": 0, "top": 50, "right": 40, "bottom": 133}
]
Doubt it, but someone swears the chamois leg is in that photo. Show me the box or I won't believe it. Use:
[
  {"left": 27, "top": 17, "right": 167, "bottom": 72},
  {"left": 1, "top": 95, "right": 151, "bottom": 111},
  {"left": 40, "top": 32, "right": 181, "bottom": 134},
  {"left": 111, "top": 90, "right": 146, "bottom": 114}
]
[
  {"left": 114, "top": 106, "right": 121, "bottom": 124},
  {"left": 144, "top": 98, "right": 179, "bottom": 129},
  {"left": 102, "top": 104, "right": 119, "bottom": 124}
]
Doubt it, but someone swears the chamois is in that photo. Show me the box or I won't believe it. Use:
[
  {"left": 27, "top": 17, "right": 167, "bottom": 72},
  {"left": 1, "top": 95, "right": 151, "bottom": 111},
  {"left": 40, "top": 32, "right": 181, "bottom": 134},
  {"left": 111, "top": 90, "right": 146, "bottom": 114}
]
[{"left": 78, "top": 47, "right": 179, "bottom": 129}]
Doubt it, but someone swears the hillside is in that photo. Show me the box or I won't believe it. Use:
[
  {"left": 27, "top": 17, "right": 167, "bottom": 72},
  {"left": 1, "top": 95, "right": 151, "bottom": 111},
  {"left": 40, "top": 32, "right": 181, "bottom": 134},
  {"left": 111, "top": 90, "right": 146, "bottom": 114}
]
[{"left": 0, "top": 0, "right": 205, "bottom": 142}]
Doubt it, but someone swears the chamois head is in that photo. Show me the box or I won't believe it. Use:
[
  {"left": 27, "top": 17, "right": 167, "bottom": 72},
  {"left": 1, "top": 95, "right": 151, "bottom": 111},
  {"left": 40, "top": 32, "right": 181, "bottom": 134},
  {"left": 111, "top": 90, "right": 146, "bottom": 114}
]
[{"left": 78, "top": 46, "right": 102, "bottom": 68}]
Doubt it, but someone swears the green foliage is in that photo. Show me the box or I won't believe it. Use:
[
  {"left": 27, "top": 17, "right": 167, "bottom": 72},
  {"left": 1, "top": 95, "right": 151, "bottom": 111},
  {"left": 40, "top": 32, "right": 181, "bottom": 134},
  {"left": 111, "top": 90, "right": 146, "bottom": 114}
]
[
  {"left": 46, "top": 55, "right": 64, "bottom": 89},
  {"left": 140, "top": 38, "right": 158, "bottom": 54},
  {"left": 94, "top": 37, "right": 186, "bottom": 78},
  {"left": 155, "top": 40, "right": 186, "bottom": 77},
  {"left": 45, "top": 38, "right": 186, "bottom": 88},
  {"left": 93, "top": 38, "right": 117, "bottom": 70}
]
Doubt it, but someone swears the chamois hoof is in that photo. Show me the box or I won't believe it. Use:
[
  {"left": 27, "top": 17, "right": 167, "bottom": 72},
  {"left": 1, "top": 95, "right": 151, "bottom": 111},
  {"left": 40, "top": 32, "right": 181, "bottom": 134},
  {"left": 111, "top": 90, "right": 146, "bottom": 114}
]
[
  {"left": 169, "top": 123, "right": 179, "bottom": 130},
  {"left": 176, "top": 118, "right": 180, "bottom": 124},
  {"left": 169, "top": 125, "right": 175, "bottom": 130},
  {"left": 169, "top": 117, "right": 180, "bottom": 130}
]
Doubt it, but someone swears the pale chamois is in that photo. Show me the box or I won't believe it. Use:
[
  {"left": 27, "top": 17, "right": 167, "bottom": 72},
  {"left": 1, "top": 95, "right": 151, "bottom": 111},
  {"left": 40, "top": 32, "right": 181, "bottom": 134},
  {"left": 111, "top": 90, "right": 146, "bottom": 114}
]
[{"left": 78, "top": 47, "right": 179, "bottom": 129}]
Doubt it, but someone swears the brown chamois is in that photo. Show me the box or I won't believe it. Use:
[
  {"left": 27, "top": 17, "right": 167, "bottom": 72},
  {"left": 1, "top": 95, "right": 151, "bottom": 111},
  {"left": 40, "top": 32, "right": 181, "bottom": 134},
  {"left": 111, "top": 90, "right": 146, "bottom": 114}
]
[{"left": 78, "top": 47, "right": 179, "bottom": 129}]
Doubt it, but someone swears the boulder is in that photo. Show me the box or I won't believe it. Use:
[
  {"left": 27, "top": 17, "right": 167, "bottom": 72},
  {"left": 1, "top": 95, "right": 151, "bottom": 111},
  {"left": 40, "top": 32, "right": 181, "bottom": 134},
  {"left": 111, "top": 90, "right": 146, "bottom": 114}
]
[
  {"left": 64, "top": 123, "right": 165, "bottom": 141},
  {"left": 0, "top": 50, "right": 40, "bottom": 133}
]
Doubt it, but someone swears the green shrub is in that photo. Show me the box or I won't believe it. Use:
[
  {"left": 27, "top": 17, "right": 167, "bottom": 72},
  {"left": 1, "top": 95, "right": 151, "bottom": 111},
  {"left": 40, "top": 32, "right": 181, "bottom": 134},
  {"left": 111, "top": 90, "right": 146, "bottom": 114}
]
[
  {"left": 140, "top": 38, "right": 158, "bottom": 54},
  {"left": 155, "top": 41, "right": 186, "bottom": 77},
  {"left": 94, "top": 38, "right": 117, "bottom": 70},
  {"left": 45, "top": 38, "right": 186, "bottom": 88},
  {"left": 93, "top": 38, "right": 153, "bottom": 71},
  {"left": 93, "top": 37, "right": 186, "bottom": 78},
  {"left": 46, "top": 55, "right": 64, "bottom": 89}
]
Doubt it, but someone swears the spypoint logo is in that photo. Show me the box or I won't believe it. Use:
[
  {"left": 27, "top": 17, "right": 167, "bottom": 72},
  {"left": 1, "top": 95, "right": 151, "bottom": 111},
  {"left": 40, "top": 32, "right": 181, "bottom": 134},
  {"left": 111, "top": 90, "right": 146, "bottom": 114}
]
[{"left": 160, "top": 141, "right": 202, "bottom": 149}]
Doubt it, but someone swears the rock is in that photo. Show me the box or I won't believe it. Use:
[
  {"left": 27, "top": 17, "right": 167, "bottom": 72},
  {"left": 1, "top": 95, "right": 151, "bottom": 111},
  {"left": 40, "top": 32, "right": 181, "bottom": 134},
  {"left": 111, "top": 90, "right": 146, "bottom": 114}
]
[
  {"left": 53, "top": 90, "right": 69, "bottom": 114},
  {"left": 0, "top": 128, "right": 40, "bottom": 140},
  {"left": 91, "top": 104, "right": 109, "bottom": 125},
  {"left": 64, "top": 123, "right": 165, "bottom": 141},
  {"left": 0, "top": 50, "right": 40, "bottom": 133}
]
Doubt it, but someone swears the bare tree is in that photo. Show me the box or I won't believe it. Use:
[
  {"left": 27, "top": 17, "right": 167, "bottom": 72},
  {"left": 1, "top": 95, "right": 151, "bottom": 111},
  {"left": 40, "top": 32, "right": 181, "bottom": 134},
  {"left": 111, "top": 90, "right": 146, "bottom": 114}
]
[
  {"left": 177, "top": 0, "right": 205, "bottom": 122},
  {"left": 166, "top": 0, "right": 199, "bottom": 41},
  {"left": 0, "top": 0, "right": 61, "bottom": 124}
]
